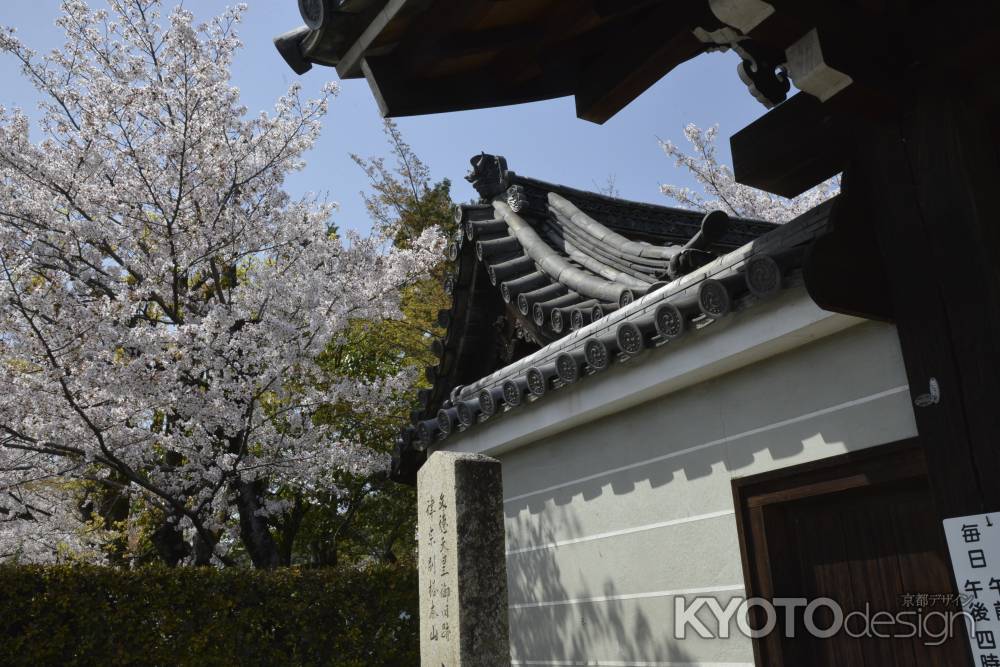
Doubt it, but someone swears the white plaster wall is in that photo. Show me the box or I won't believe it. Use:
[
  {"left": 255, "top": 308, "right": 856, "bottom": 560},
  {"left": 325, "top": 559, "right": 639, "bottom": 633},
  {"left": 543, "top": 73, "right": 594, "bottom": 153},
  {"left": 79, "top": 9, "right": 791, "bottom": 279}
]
[{"left": 442, "top": 299, "right": 916, "bottom": 666}]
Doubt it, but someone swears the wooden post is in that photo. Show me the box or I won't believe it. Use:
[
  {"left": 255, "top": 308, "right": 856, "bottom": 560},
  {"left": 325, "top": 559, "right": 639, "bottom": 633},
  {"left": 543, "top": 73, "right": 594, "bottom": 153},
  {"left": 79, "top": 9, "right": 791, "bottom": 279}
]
[{"left": 847, "top": 91, "right": 1000, "bottom": 521}]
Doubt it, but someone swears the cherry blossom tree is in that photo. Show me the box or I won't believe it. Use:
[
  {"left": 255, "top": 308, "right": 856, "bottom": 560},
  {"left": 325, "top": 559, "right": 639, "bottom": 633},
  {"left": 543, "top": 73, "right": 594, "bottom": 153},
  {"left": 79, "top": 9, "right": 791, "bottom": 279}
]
[
  {"left": 659, "top": 123, "right": 838, "bottom": 222},
  {"left": 0, "top": 1, "right": 443, "bottom": 566}
]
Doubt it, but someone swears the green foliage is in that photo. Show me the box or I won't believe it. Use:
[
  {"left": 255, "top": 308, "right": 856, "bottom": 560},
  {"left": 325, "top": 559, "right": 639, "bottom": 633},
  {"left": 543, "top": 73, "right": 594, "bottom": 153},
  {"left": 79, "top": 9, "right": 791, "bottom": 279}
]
[
  {"left": 351, "top": 119, "right": 457, "bottom": 250},
  {"left": 283, "top": 120, "right": 457, "bottom": 569},
  {"left": 340, "top": 118, "right": 457, "bottom": 400},
  {"left": 0, "top": 563, "right": 418, "bottom": 666}
]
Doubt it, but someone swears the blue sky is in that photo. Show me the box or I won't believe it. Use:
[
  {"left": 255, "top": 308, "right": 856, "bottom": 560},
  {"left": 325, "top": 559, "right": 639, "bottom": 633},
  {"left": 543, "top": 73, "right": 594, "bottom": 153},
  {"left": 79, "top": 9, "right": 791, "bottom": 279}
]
[{"left": 0, "top": 1, "right": 770, "bottom": 233}]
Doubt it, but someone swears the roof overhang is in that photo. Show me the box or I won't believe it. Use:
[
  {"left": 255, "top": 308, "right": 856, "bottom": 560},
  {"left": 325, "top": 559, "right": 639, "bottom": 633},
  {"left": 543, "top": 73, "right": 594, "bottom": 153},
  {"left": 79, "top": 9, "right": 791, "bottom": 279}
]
[
  {"left": 276, "top": 0, "right": 722, "bottom": 124},
  {"left": 434, "top": 286, "right": 863, "bottom": 459},
  {"left": 278, "top": 1, "right": 1000, "bottom": 196}
]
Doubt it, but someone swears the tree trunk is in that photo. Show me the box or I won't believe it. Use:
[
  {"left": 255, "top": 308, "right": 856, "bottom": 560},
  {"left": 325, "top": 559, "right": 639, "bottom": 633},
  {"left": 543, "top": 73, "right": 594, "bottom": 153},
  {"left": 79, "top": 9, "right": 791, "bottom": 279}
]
[
  {"left": 234, "top": 478, "right": 281, "bottom": 569},
  {"left": 276, "top": 495, "right": 307, "bottom": 567},
  {"left": 193, "top": 532, "right": 215, "bottom": 566},
  {"left": 151, "top": 519, "right": 190, "bottom": 567}
]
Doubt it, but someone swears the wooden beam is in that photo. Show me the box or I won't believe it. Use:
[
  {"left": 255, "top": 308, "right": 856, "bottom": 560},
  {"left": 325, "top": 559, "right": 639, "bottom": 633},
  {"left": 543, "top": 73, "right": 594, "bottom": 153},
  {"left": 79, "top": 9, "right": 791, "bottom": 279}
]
[
  {"left": 362, "top": 54, "right": 575, "bottom": 117},
  {"left": 731, "top": 92, "right": 847, "bottom": 198},
  {"left": 360, "top": 0, "right": 598, "bottom": 115},
  {"left": 593, "top": 0, "right": 663, "bottom": 18},
  {"left": 481, "top": 0, "right": 600, "bottom": 90},
  {"left": 414, "top": 24, "right": 546, "bottom": 65},
  {"left": 573, "top": 4, "right": 707, "bottom": 124},
  {"left": 336, "top": 0, "right": 416, "bottom": 78},
  {"left": 387, "top": 0, "right": 505, "bottom": 71},
  {"left": 802, "top": 194, "right": 893, "bottom": 322}
]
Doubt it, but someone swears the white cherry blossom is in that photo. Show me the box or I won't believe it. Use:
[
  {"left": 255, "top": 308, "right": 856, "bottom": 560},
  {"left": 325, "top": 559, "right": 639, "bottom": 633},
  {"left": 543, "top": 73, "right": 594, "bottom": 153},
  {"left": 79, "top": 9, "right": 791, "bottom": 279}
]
[
  {"left": 0, "top": 1, "right": 443, "bottom": 565},
  {"left": 659, "top": 123, "right": 839, "bottom": 222}
]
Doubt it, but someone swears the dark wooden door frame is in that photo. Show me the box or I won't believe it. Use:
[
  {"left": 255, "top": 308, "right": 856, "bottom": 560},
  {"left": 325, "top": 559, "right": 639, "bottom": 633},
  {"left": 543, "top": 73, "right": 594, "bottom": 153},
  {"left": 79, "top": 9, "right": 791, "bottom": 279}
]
[{"left": 731, "top": 439, "right": 968, "bottom": 666}]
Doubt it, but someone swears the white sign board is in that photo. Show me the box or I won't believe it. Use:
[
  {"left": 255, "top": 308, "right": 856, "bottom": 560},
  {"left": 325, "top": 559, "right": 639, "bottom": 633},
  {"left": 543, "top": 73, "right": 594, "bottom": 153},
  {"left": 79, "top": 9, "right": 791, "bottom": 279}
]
[{"left": 943, "top": 513, "right": 1000, "bottom": 665}]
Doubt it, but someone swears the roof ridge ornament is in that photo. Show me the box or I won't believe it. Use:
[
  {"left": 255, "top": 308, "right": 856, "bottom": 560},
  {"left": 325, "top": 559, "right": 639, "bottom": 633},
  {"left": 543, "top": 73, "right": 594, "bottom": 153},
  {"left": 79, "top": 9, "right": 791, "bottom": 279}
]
[
  {"left": 506, "top": 185, "right": 530, "bottom": 213},
  {"left": 466, "top": 153, "right": 511, "bottom": 200},
  {"left": 666, "top": 210, "right": 732, "bottom": 279}
]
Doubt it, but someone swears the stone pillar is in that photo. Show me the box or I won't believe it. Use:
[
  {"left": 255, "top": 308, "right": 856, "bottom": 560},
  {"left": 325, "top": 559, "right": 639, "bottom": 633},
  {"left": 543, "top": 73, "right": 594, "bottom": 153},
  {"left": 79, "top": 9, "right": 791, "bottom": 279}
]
[{"left": 417, "top": 451, "right": 509, "bottom": 666}]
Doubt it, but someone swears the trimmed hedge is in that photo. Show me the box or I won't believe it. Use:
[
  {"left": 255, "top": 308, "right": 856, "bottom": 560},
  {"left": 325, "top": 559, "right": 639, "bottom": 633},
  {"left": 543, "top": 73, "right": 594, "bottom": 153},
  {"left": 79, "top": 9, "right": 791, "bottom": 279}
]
[{"left": 0, "top": 563, "right": 418, "bottom": 666}]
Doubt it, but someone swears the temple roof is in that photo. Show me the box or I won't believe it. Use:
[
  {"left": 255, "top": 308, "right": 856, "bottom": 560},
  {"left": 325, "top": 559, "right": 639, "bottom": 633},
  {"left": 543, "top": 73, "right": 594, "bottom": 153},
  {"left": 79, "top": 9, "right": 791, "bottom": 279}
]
[
  {"left": 276, "top": 1, "right": 976, "bottom": 124},
  {"left": 275, "top": 0, "right": 736, "bottom": 123},
  {"left": 275, "top": 2, "right": 997, "bottom": 200},
  {"left": 390, "top": 153, "right": 798, "bottom": 483}
]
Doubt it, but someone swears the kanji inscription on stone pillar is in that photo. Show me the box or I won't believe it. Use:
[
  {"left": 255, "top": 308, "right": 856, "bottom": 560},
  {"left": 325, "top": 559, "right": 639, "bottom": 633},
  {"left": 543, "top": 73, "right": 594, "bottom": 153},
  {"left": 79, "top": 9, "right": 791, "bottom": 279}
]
[{"left": 418, "top": 451, "right": 508, "bottom": 666}]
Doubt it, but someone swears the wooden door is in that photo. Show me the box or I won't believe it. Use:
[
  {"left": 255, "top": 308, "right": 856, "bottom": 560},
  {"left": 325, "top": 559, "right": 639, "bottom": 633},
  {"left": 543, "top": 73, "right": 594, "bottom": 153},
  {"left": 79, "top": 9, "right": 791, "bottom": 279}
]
[{"left": 733, "top": 441, "right": 971, "bottom": 666}]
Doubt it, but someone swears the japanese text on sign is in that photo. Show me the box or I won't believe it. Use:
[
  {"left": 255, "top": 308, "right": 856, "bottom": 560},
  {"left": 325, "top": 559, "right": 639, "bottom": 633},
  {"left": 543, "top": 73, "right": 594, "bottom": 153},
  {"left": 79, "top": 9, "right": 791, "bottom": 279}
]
[
  {"left": 424, "top": 492, "right": 452, "bottom": 643},
  {"left": 944, "top": 513, "right": 1000, "bottom": 665}
]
